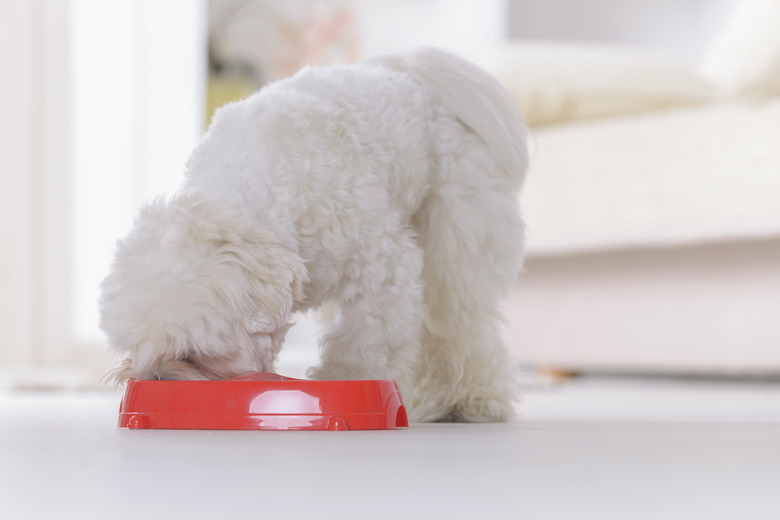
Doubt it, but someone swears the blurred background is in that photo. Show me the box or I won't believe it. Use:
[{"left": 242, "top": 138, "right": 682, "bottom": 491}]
[{"left": 1, "top": 0, "right": 779, "bottom": 389}]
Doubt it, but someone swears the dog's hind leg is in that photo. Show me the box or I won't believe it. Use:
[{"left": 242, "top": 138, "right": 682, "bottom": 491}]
[
  {"left": 307, "top": 227, "right": 425, "bottom": 399},
  {"left": 408, "top": 134, "right": 525, "bottom": 423}
]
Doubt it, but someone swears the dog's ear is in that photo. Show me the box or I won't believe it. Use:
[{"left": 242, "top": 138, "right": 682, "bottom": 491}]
[
  {"left": 290, "top": 261, "right": 307, "bottom": 302},
  {"left": 248, "top": 310, "right": 282, "bottom": 334},
  {"left": 247, "top": 266, "right": 307, "bottom": 334},
  {"left": 172, "top": 191, "right": 309, "bottom": 336},
  {"left": 247, "top": 251, "right": 308, "bottom": 334}
]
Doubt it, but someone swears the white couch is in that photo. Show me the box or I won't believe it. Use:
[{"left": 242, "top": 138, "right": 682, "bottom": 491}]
[{"left": 480, "top": 1, "right": 780, "bottom": 375}]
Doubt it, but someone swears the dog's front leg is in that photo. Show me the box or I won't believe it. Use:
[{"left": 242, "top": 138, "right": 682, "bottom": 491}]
[{"left": 307, "top": 230, "right": 424, "bottom": 398}]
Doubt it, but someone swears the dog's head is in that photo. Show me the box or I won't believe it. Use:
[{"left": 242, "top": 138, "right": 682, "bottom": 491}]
[{"left": 99, "top": 190, "right": 307, "bottom": 385}]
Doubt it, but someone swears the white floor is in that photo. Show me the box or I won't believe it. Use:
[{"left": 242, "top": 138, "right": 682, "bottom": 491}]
[{"left": 1, "top": 376, "right": 778, "bottom": 520}]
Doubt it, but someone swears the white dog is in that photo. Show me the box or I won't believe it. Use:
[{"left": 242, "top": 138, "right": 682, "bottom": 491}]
[{"left": 99, "top": 47, "right": 527, "bottom": 422}]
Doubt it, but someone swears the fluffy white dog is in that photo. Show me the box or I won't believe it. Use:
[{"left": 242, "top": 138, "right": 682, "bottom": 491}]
[{"left": 99, "top": 47, "right": 527, "bottom": 422}]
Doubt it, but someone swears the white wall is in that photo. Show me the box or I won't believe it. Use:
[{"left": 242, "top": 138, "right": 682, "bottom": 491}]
[
  {"left": 0, "top": 0, "right": 36, "bottom": 366},
  {"left": 0, "top": 0, "right": 71, "bottom": 368}
]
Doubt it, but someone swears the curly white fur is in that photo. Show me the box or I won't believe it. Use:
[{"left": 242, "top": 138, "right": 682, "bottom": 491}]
[{"left": 100, "top": 47, "right": 527, "bottom": 422}]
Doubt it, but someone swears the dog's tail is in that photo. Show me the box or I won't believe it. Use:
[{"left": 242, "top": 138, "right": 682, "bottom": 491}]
[{"left": 365, "top": 46, "right": 527, "bottom": 185}]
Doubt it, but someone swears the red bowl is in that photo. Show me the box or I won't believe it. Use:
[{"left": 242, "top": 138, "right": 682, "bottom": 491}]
[{"left": 118, "top": 372, "right": 408, "bottom": 431}]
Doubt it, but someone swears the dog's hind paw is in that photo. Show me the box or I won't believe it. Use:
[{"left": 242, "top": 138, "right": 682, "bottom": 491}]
[
  {"left": 409, "top": 392, "right": 516, "bottom": 423},
  {"left": 448, "top": 395, "right": 515, "bottom": 423}
]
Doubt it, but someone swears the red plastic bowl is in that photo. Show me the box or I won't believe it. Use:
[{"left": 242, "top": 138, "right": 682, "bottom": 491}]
[{"left": 118, "top": 372, "right": 408, "bottom": 431}]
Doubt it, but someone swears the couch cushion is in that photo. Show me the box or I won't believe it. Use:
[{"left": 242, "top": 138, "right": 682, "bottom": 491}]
[
  {"left": 475, "top": 42, "right": 713, "bottom": 126},
  {"left": 700, "top": 0, "right": 780, "bottom": 97},
  {"left": 522, "top": 98, "right": 780, "bottom": 255}
]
